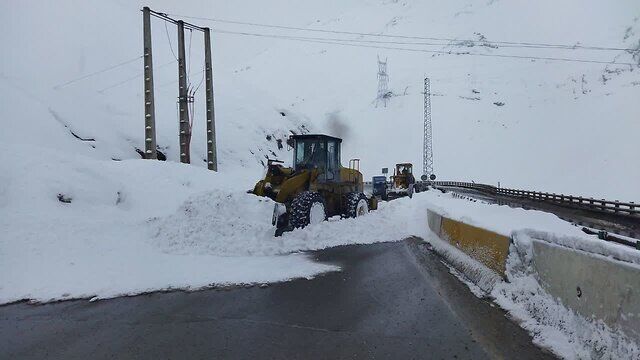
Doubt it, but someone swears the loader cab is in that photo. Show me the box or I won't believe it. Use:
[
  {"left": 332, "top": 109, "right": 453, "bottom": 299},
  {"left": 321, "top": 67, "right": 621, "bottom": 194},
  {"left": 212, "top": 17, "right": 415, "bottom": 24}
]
[
  {"left": 292, "top": 134, "right": 342, "bottom": 182},
  {"left": 395, "top": 163, "right": 413, "bottom": 176}
]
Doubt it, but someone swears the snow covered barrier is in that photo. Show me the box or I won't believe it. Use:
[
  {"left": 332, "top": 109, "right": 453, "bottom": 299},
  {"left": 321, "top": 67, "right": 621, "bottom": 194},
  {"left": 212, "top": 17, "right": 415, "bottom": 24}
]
[
  {"left": 426, "top": 209, "right": 505, "bottom": 293},
  {"left": 510, "top": 230, "right": 640, "bottom": 345},
  {"left": 425, "top": 205, "right": 640, "bottom": 357}
]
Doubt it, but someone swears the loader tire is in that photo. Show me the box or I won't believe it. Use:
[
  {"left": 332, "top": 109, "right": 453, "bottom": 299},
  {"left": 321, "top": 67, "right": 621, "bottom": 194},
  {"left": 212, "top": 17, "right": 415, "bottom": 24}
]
[
  {"left": 290, "top": 191, "right": 326, "bottom": 229},
  {"left": 344, "top": 192, "right": 369, "bottom": 218}
]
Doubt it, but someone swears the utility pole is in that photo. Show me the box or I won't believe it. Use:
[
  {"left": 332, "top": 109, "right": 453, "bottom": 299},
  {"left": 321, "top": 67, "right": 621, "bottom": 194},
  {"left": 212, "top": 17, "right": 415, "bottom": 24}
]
[
  {"left": 176, "top": 20, "right": 190, "bottom": 164},
  {"left": 142, "top": 7, "right": 157, "bottom": 159},
  {"left": 142, "top": 9, "right": 216, "bottom": 169},
  {"left": 423, "top": 77, "right": 434, "bottom": 180},
  {"left": 203, "top": 28, "right": 218, "bottom": 171}
]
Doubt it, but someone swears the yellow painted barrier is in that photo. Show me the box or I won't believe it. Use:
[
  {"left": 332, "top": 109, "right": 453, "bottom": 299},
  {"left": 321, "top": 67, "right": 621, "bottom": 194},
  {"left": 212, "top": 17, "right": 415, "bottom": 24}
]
[{"left": 440, "top": 217, "right": 510, "bottom": 275}]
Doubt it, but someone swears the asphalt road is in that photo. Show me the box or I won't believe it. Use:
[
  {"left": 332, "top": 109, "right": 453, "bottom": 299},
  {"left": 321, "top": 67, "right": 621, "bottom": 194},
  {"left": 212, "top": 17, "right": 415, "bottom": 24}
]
[{"left": 1, "top": 239, "right": 555, "bottom": 359}]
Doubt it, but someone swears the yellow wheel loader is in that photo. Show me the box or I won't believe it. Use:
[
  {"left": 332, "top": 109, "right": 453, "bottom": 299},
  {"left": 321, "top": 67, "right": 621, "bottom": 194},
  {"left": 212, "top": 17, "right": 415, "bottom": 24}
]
[
  {"left": 252, "top": 134, "right": 378, "bottom": 236},
  {"left": 388, "top": 163, "right": 416, "bottom": 199}
]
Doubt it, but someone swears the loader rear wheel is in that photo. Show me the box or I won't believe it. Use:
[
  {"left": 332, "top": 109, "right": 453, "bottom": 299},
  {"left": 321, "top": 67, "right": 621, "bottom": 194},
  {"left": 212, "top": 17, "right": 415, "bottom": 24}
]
[
  {"left": 290, "top": 191, "right": 326, "bottom": 229},
  {"left": 344, "top": 192, "right": 369, "bottom": 218}
]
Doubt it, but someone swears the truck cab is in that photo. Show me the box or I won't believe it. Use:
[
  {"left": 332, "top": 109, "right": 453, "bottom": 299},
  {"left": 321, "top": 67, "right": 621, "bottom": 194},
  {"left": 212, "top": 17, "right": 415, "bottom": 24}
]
[{"left": 372, "top": 176, "right": 388, "bottom": 200}]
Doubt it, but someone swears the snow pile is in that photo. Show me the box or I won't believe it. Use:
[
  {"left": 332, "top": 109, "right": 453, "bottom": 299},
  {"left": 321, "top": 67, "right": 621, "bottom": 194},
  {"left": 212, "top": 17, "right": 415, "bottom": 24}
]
[
  {"left": 0, "top": 140, "right": 415, "bottom": 305},
  {"left": 0, "top": 146, "right": 335, "bottom": 304},
  {"left": 151, "top": 193, "right": 414, "bottom": 256}
]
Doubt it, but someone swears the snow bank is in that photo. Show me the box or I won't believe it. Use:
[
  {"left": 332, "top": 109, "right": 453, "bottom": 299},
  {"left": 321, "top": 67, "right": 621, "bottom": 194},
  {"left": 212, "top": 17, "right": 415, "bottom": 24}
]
[
  {"left": 0, "top": 142, "right": 416, "bottom": 305},
  {"left": 0, "top": 146, "right": 336, "bottom": 304},
  {"left": 151, "top": 190, "right": 415, "bottom": 257}
]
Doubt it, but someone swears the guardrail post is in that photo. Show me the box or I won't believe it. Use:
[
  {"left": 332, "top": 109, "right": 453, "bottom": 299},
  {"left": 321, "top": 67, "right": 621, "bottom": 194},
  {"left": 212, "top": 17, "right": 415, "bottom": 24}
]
[{"left": 614, "top": 201, "right": 619, "bottom": 213}]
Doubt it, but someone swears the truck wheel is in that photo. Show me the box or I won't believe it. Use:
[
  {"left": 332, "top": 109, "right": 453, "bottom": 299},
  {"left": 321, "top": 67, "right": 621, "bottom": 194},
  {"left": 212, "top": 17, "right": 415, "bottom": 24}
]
[
  {"left": 344, "top": 192, "right": 369, "bottom": 218},
  {"left": 290, "top": 191, "right": 326, "bottom": 229}
]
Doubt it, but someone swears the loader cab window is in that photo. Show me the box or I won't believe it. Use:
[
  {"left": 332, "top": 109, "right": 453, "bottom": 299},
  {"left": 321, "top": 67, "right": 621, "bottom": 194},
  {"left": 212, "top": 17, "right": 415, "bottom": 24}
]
[
  {"left": 326, "top": 140, "right": 340, "bottom": 181},
  {"left": 397, "top": 164, "right": 412, "bottom": 175},
  {"left": 294, "top": 139, "right": 326, "bottom": 171}
]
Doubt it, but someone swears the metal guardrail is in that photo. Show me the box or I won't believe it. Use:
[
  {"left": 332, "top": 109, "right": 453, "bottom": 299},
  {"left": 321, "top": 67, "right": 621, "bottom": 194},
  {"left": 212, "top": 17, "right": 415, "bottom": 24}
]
[{"left": 429, "top": 181, "right": 639, "bottom": 218}]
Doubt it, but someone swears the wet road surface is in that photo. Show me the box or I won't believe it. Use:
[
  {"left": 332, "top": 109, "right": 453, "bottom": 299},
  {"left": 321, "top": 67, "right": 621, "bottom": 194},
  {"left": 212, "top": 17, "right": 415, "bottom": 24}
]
[{"left": 0, "top": 239, "right": 555, "bottom": 359}]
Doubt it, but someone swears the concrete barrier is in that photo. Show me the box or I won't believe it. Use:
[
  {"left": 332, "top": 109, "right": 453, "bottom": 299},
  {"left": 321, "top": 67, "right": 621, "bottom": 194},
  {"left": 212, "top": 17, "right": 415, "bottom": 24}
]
[
  {"left": 427, "top": 208, "right": 640, "bottom": 343},
  {"left": 524, "top": 233, "right": 640, "bottom": 342},
  {"left": 427, "top": 209, "right": 442, "bottom": 237},
  {"left": 427, "top": 210, "right": 510, "bottom": 276}
]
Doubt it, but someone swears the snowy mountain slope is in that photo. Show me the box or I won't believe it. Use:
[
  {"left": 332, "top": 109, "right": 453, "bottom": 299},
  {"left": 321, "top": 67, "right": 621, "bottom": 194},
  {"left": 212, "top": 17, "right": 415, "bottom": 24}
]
[
  {"left": 0, "top": 0, "right": 329, "bottom": 185},
  {"left": 2, "top": 0, "right": 638, "bottom": 199},
  {"left": 215, "top": 0, "right": 640, "bottom": 200}
]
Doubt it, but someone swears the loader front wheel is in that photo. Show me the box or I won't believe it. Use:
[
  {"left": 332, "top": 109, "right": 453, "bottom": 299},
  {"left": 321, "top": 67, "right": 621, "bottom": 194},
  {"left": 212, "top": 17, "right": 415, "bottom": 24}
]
[
  {"left": 290, "top": 191, "right": 326, "bottom": 229},
  {"left": 344, "top": 192, "right": 369, "bottom": 218}
]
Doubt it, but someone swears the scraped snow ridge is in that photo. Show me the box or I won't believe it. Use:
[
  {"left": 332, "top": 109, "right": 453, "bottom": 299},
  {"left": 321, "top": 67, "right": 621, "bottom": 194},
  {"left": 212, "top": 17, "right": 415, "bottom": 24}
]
[{"left": 152, "top": 192, "right": 413, "bottom": 257}]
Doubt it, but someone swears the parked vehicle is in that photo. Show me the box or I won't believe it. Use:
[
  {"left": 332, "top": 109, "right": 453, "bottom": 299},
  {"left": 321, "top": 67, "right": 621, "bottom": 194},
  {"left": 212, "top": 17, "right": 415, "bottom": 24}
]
[
  {"left": 388, "top": 163, "right": 416, "bottom": 199},
  {"left": 372, "top": 176, "right": 388, "bottom": 200}
]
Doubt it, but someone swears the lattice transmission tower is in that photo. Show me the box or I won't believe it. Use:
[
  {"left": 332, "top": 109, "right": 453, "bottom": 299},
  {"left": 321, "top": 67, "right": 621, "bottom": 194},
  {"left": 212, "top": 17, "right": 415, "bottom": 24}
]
[
  {"left": 423, "top": 77, "right": 434, "bottom": 180},
  {"left": 376, "top": 56, "right": 389, "bottom": 107}
]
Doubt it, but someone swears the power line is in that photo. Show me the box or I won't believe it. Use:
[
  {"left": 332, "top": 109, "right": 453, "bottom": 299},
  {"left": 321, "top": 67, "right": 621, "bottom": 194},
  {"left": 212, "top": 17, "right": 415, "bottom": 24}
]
[
  {"left": 148, "top": 9, "right": 206, "bottom": 32},
  {"left": 53, "top": 56, "right": 142, "bottom": 89},
  {"left": 167, "top": 13, "right": 638, "bottom": 52},
  {"left": 193, "top": 63, "right": 206, "bottom": 94},
  {"left": 211, "top": 29, "right": 638, "bottom": 66},
  {"left": 156, "top": 68, "right": 204, "bottom": 89},
  {"left": 201, "top": 30, "right": 638, "bottom": 52},
  {"left": 97, "top": 60, "right": 176, "bottom": 93},
  {"left": 187, "top": 29, "right": 193, "bottom": 88},
  {"left": 164, "top": 20, "right": 178, "bottom": 61}
]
